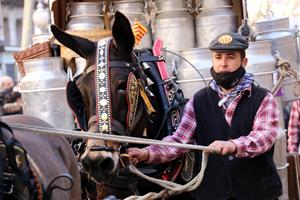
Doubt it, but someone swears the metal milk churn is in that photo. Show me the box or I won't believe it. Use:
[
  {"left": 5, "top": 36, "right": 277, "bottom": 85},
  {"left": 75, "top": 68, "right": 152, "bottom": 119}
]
[
  {"left": 254, "top": 17, "right": 299, "bottom": 72},
  {"left": 112, "top": 0, "right": 152, "bottom": 49},
  {"left": 245, "top": 41, "right": 288, "bottom": 199},
  {"left": 66, "top": 2, "right": 105, "bottom": 30},
  {"left": 246, "top": 40, "right": 286, "bottom": 126},
  {"left": 153, "top": 0, "right": 195, "bottom": 77},
  {"left": 274, "top": 129, "right": 289, "bottom": 200},
  {"left": 246, "top": 40, "right": 276, "bottom": 91},
  {"left": 195, "top": 0, "right": 237, "bottom": 47},
  {"left": 20, "top": 58, "right": 74, "bottom": 129},
  {"left": 254, "top": 17, "right": 300, "bottom": 102},
  {"left": 245, "top": 40, "right": 286, "bottom": 126},
  {"left": 176, "top": 47, "right": 212, "bottom": 99}
]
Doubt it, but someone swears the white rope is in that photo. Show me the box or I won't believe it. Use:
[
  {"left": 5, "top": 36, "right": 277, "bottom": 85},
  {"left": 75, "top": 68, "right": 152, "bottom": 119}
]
[
  {"left": 124, "top": 151, "right": 209, "bottom": 200},
  {"left": 6, "top": 124, "right": 214, "bottom": 200},
  {"left": 7, "top": 123, "right": 219, "bottom": 153}
]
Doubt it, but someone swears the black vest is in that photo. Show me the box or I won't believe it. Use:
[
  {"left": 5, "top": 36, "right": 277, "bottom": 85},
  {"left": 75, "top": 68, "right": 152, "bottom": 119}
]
[{"left": 191, "top": 86, "right": 282, "bottom": 200}]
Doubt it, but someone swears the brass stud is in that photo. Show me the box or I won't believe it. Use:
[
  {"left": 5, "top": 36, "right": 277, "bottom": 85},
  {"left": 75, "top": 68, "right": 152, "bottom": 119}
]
[
  {"left": 101, "top": 124, "right": 108, "bottom": 131},
  {"left": 101, "top": 113, "right": 108, "bottom": 121},
  {"left": 99, "top": 72, "right": 105, "bottom": 80},
  {"left": 100, "top": 87, "right": 106, "bottom": 93},
  {"left": 100, "top": 99, "right": 108, "bottom": 106}
]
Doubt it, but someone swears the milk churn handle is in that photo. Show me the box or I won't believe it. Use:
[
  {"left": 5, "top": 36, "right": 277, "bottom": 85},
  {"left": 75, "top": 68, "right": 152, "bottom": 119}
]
[
  {"left": 65, "top": 3, "right": 71, "bottom": 24},
  {"left": 187, "top": 0, "right": 197, "bottom": 15}
]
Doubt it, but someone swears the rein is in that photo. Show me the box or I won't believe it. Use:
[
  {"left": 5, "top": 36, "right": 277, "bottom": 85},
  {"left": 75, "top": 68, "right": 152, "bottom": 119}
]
[{"left": 86, "top": 146, "right": 120, "bottom": 152}]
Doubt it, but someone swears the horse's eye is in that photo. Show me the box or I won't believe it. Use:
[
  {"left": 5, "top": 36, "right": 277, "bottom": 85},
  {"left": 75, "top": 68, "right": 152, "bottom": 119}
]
[{"left": 116, "top": 80, "right": 127, "bottom": 91}]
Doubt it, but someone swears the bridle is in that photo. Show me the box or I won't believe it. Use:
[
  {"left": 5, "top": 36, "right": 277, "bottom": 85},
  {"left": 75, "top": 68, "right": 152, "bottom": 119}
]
[{"left": 73, "top": 38, "right": 146, "bottom": 155}]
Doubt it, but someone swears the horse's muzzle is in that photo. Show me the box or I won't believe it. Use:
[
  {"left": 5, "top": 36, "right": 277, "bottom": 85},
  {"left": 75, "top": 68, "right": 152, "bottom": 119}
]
[{"left": 81, "top": 153, "right": 116, "bottom": 178}]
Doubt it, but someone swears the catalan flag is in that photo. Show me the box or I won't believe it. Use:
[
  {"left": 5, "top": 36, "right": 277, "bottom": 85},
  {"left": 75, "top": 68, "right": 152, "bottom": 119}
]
[{"left": 132, "top": 18, "right": 148, "bottom": 46}]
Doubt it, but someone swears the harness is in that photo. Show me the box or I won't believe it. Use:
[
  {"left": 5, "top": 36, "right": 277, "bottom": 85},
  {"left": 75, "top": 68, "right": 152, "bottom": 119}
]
[
  {"left": 0, "top": 121, "right": 36, "bottom": 200},
  {"left": 0, "top": 121, "right": 74, "bottom": 200},
  {"left": 133, "top": 48, "right": 186, "bottom": 138}
]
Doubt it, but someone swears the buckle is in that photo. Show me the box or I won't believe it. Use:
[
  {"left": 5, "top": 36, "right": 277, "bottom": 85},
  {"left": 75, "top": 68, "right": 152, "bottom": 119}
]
[
  {"left": 3, "top": 183, "right": 14, "bottom": 194},
  {"left": 3, "top": 172, "right": 15, "bottom": 194}
]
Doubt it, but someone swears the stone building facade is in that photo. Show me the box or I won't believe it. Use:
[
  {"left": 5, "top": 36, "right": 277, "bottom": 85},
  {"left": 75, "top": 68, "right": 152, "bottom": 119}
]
[{"left": 0, "top": 0, "right": 24, "bottom": 80}]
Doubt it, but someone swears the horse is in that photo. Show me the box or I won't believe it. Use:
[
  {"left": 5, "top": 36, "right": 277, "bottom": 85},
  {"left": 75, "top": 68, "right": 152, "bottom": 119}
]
[
  {"left": 0, "top": 114, "right": 81, "bottom": 200},
  {"left": 51, "top": 11, "right": 186, "bottom": 199}
]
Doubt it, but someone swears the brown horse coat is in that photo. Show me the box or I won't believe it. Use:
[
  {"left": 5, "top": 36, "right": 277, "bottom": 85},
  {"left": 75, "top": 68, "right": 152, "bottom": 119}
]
[{"left": 2, "top": 115, "right": 81, "bottom": 200}]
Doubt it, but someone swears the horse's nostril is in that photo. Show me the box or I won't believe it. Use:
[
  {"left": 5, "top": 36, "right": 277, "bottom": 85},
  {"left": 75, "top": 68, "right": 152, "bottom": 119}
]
[
  {"left": 99, "top": 158, "right": 115, "bottom": 174},
  {"left": 81, "top": 156, "right": 91, "bottom": 172}
]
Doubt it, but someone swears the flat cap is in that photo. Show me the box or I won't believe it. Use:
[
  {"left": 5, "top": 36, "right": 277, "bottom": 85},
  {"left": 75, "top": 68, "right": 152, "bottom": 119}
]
[{"left": 209, "top": 32, "right": 249, "bottom": 51}]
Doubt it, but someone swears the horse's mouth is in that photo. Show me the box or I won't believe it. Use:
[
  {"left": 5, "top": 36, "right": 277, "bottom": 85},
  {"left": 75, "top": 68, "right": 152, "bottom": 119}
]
[{"left": 90, "top": 171, "right": 109, "bottom": 182}]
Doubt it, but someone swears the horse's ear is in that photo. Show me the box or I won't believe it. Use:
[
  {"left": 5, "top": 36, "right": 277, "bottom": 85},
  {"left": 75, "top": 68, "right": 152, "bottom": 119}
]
[
  {"left": 112, "top": 11, "right": 135, "bottom": 54},
  {"left": 50, "top": 25, "right": 96, "bottom": 59}
]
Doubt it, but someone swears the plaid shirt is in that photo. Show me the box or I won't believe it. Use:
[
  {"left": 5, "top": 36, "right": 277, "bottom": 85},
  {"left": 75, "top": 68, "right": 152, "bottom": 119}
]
[
  {"left": 287, "top": 100, "right": 300, "bottom": 152},
  {"left": 146, "top": 73, "right": 280, "bottom": 163}
]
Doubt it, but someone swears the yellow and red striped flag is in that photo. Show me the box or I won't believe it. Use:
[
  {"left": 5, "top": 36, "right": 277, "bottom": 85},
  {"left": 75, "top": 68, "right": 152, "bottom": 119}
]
[{"left": 132, "top": 18, "right": 148, "bottom": 46}]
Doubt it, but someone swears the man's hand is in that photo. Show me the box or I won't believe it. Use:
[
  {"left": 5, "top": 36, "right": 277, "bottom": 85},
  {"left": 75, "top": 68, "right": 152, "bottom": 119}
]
[
  {"left": 208, "top": 140, "right": 237, "bottom": 155},
  {"left": 127, "top": 147, "right": 149, "bottom": 165}
]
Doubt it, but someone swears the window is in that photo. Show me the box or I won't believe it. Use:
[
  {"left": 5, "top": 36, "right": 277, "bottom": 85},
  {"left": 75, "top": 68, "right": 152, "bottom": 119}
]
[
  {"left": 3, "top": 17, "right": 10, "bottom": 45},
  {"left": 16, "top": 19, "right": 22, "bottom": 46}
]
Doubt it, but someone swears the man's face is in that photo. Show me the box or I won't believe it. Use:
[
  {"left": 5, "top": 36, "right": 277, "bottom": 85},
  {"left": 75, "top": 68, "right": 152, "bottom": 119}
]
[
  {"left": 2, "top": 81, "right": 13, "bottom": 90},
  {"left": 1, "top": 78, "right": 13, "bottom": 90},
  {"left": 212, "top": 51, "right": 247, "bottom": 73}
]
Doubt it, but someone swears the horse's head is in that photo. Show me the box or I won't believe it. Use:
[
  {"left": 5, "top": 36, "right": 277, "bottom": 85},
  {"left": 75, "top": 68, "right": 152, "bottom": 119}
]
[{"left": 51, "top": 11, "right": 148, "bottom": 181}]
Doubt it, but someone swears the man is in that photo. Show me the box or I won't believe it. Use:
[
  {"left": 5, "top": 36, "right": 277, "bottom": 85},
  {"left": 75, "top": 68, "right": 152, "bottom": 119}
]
[
  {"left": 128, "top": 32, "right": 282, "bottom": 200},
  {"left": 0, "top": 76, "right": 14, "bottom": 109},
  {"left": 287, "top": 100, "right": 300, "bottom": 152},
  {"left": 0, "top": 76, "right": 23, "bottom": 115},
  {"left": 0, "top": 75, "right": 14, "bottom": 91}
]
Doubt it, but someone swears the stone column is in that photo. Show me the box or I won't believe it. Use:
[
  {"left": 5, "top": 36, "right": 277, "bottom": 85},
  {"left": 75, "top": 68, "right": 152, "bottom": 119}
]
[
  {"left": 0, "top": 1, "right": 5, "bottom": 50},
  {"left": 21, "top": 0, "right": 34, "bottom": 49}
]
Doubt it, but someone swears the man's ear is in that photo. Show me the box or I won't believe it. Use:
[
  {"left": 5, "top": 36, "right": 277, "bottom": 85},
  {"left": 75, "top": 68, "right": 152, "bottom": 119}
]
[{"left": 242, "top": 57, "right": 248, "bottom": 68}]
